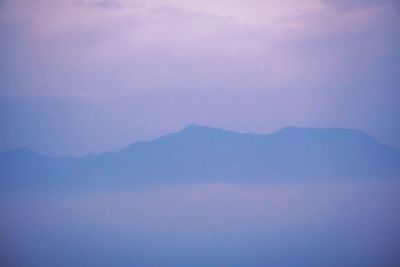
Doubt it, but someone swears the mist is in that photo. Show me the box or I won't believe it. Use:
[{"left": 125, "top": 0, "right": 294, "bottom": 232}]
[{"left": 1, "top": 179, "right": 399, "bottom": 267}]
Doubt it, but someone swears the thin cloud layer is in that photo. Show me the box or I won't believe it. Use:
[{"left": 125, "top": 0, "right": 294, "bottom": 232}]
[{"left": 1, "top": 0, "right": 398, "bottom": 95}]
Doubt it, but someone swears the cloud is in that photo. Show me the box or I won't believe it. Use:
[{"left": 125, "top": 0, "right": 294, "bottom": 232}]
[
  {"left": 1, "top": 0, "right": 397, "bottom": 96},
  {"left": 87, "top": 0, "right": 124, "bottom": 9}
]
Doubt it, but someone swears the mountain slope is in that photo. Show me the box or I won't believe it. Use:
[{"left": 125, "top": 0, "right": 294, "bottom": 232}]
[{"left": 1, "top": 125, "right": 399, "bottom": 190}]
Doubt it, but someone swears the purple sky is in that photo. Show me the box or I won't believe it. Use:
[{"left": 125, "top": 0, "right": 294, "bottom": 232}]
[{"left": 0, "top": 0, "right": 399, "bottom": 155}]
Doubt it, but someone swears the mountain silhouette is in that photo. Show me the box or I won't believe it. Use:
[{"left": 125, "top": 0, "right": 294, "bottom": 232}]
[{"left": 1, "top": 125, "right": 399, "bottom": 191}]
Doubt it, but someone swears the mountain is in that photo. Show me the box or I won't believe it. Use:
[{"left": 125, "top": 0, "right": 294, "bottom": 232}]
[{"left": 1, "top": 125, "right": 399, "bottom": 191}]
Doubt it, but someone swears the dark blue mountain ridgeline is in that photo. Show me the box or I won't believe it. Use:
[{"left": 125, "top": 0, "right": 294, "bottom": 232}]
[{"left": 1, "top": 125, "right": 399, "bottom": 190}]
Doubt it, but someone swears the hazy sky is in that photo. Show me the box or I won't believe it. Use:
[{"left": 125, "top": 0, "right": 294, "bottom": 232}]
[{"left": 0, "top": 0, "right": 399, "bottom": 155}]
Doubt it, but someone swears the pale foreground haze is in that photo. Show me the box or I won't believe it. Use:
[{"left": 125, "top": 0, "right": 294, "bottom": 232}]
[{"left": 1, "top": 180, "right": 400, "bottom": 266}]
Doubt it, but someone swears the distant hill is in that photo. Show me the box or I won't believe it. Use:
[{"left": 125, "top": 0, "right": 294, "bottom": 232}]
[{"left": 1, "top": 125, "right": 399, "bottom": 191}]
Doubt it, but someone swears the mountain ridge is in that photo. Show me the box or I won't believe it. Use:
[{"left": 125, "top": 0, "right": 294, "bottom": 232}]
[
  {"left": 0, "top": 125, "right": 385, "bottom": 157},
  {"left": 1, "top": 125, "right": 399, "bottom": 191}
]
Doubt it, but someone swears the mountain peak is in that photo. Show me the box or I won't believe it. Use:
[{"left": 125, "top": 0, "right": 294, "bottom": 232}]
[
  {"left": 274, "top": 126, "right": 377, "bottom": 144},
  {"left": 180, "top": 125, "right": 233, "bottom": 135},
  {"left": 183, "top": 124, "right": 213, "bottom": 131}
]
